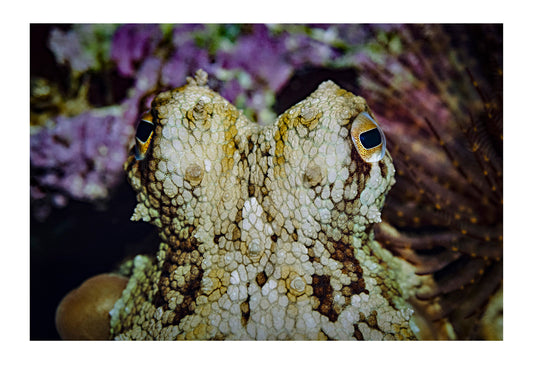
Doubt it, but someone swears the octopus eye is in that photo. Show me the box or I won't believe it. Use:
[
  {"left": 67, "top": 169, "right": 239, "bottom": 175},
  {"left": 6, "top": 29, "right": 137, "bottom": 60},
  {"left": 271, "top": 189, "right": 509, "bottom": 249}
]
[
  {"left": 350, "top": 111, "right": 386, "bottom": 163},
  {"left": 135, "top": 112, "right": 155, "bottom": 161}
]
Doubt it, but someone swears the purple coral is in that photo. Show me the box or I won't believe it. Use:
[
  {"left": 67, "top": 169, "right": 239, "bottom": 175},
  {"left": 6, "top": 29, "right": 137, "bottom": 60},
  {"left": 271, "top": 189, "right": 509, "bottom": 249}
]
[
  {"left": 170, "top": 24, "right": 206, "bottom": 48},
  {"left": 284, "top": 32, "right": 340, "bottom": 68},
  {"left": 134, "top": 56, "right": 163, "bottom": 93},
  {"left": 208, "top": 24, "right": 341, "bottom": 122},
  {"left": 111, "top": 24, "right": 163, "bottom": 77},
  {"left": 30, "top": 110, "right": 135, "bottom": 219},
  {"left": 161, "top": 40, "right": 211, "bottom": 88},
  {"left": 216, "top": 25, "right": 293, "bottom": 92},
  {"left": 218, "top": 78, "right": 242, "bottom": 103},
  {"left": 48, "top": 28, "right": 94, "bottom": 73}
]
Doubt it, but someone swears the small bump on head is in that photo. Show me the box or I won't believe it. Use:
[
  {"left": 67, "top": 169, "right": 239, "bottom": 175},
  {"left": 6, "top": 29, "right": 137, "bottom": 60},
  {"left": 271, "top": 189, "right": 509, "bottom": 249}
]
[{"left": 185, "top": 163, "right": 205, "bottom": 186}]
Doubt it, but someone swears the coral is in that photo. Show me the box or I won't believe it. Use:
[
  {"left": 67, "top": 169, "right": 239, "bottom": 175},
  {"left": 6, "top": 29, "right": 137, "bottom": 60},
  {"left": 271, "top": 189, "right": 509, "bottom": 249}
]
[
  {"left": 110, "top": 24, "right": 163, "bottom": 77},
  {"left": 30, "top": 108, "right": 135, "bottom": 219},
  {"left": 49, "top": 28, "right": 95, "bottom": 73},
  {"left": 216, "top": 25, "right": 293, "bottom": 92},
  {"left": 55, "top": 274, "right": 128, "bottom": 340},
  {"left": 161, "top": 42, "right": 211, "bottom": 88},
  {"left": 48, "top": 24, "right": 117, "bottom": 76},
  {"left": 211, "top": 24, "right": 339, "bottom": 122},
  {"left": 356, "top": 24, "right": 503, "bottom": 339}
]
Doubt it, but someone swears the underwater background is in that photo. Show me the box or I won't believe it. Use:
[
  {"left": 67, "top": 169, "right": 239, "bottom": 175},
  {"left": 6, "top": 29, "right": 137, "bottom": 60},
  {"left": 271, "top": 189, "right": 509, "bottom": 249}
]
[{"left": 30, "top": 24, "right": 502, "bottom": 340}]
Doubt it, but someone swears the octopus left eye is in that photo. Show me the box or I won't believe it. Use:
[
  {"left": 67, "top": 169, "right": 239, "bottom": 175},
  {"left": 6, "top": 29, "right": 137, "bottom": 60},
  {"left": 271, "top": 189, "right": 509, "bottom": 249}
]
[
  {"left": 135, "top": 112, "right": 155, "bottom": 161},
  {"left": 350, "top": 111, "right": 386, "bottom": 163}
]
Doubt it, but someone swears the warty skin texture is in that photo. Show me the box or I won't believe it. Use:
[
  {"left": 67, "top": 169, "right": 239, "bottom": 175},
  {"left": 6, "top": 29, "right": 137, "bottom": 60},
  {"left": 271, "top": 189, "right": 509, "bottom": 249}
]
[{"left": 111, "top": 70, "right": 417, "bottom": 340}]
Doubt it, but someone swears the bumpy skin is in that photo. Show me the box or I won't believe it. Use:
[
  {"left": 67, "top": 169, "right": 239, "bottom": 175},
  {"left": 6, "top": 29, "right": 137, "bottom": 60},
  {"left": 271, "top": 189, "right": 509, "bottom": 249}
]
[{"left": 110, "top": 70, "right": 416, "bottom": 340}]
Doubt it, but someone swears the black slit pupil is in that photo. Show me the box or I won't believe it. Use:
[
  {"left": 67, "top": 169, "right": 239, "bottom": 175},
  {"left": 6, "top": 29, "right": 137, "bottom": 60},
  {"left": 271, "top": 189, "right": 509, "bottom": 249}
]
[
  {"left": 136, "top": 120, "right": 154, "bottom": 142},
  {"left": 359, "top": 128, "right": 381, "bottom": 149}
]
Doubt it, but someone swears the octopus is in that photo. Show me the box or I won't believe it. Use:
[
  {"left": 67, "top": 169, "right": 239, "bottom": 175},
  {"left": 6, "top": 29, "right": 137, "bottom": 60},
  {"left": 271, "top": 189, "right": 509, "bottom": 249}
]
[{"left": 103, "top": 70, "right": 420, "bottom": 340}]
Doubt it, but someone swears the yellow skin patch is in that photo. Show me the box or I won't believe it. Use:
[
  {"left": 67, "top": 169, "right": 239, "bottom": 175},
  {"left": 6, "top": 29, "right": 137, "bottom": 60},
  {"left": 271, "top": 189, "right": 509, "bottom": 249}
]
[{"left": 112, "top": 70, "right": 417, "bottom": 340}]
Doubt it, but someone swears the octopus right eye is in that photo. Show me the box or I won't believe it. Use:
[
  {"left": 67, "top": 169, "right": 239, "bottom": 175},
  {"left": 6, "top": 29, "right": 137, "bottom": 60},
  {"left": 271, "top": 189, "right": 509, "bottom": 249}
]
[
  {"left": 135, "top": 112, "right": 155, "bottom": 161},
  {"left": 350, "top": 111, "right": 386, "bottom": 163}
]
